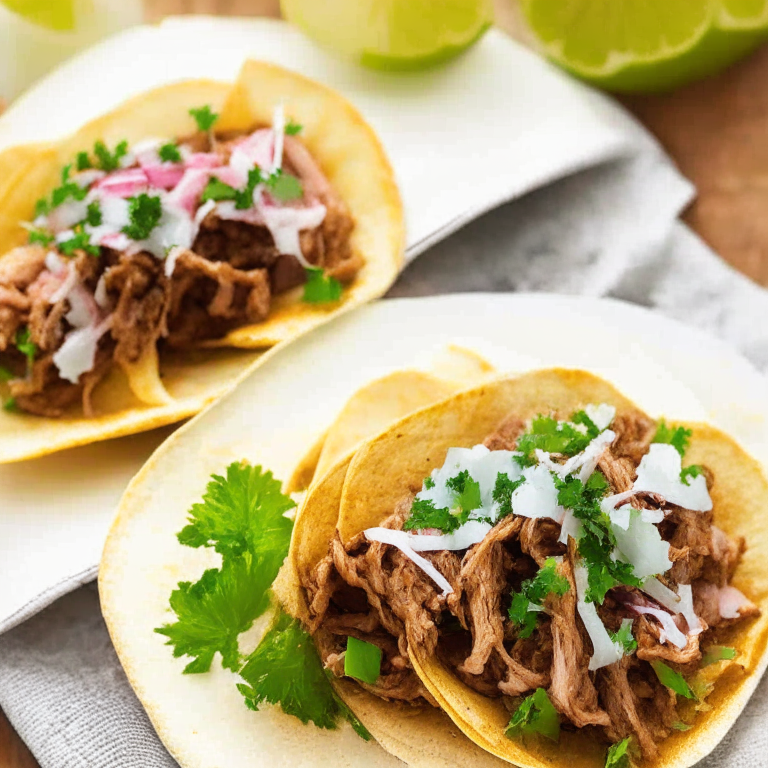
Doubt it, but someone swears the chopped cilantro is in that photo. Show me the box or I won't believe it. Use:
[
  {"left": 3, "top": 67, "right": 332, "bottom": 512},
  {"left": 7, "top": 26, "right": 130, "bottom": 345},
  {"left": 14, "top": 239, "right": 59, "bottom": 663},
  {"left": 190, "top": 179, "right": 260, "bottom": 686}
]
[
  {"left": 492, "top": 471, "right": 526, "bottom": 518},
  {"left": 14, "top": 328, "right": 36, "bottom": 368},
  {"left": 701, "top": 645, "right": 737, "bottom": 667},
  {"left": 266, "top": 171, "right": 303, "bottom": 202},
  {"left": 446, "top": 470, "right": 482, "bottom": 513},
  {"left": 605, "top": 737, "right": 634, "bottom": 768},
  {"left": 651, "top": 660, "right": 694, "bottom": 699},
  {"left": 303, "top": 267, "right": 342, "bottom": 304},
  {"left": 189, "top": 105, "right": 219, "bottom": 132},
  {"left": 610, "top": 619, "right": 637, "bottom": 654},
  {"left": 404, "top": 498, "right": 459, "bottom": 533},
  {"left": 27, "top": 227, "right": 54, "bottom": 247},
  {"left": 424, "top": 477, "right": 436, "bottom": 490},
  {"left": 680, "top": 464, "right": 704, "bottom": 486},
  {"left": 156, "top": 462, "right": 295, "bottom": 671},
  {"left": 3, "top": 397, "right": 17, "bottom": 413},
  {"left": 508, "top": 558, "right": 569, "bottom": 638},
  {"left": 58, "top": 227, "right": 100, "bottom": 257},
  {"left": 653, "top": 420, "right": 692, "bottom": 457},
  {"left": 237, "top": 610, "right": 370, "bottom": 736},
  {"left": 285, "top": 119, "right": 303, "bottom": 135},
  {"left": 122, "top": 193, "right": 162, "bottom": 241},
  {"left": 50, "top": 163, "right": 89, "bottom": 208},
  {"left": 75, "top": 151, "right": 92, "bottom": 171},
  {"left": 34, "top": 198, "right": 50, "bottom": 218},
  {"left": 201, "top": 177, "right": 238, "bottom": 203},
  {"left": 93, "top": 139, "right": 129, "bottom": 172},
  {"left": 505, "top": 688, "right": 560, "bottom": 742},
  {"left": 672, "top": 721, "right": 692, "bottom": 731},
  {"left": 86, "top": 200, "right": 102, "bottom": 227},
  {"left": 515, "top": 412, "right": 598, "bottom": 467},
  {"left": 344, "top": 637, "right": 382, "bottom": 684},
  {"left": 235, "top": 167, "right": 263, "bottom": 210},
  {"left": 158, "top": 142, "right": 182, "bottom": 163},
  {"left": 0, "top": 365, "right": 14, "bottom": 382},
  {"left": 555, "top": 472, "right": 641, "bottom": 603}
]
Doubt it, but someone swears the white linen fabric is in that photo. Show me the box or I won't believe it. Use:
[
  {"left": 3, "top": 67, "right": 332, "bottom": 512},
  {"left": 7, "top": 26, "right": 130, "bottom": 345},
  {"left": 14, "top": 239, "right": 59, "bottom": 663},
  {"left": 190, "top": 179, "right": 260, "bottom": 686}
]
[{"left": 1, "top": 17, "right": 768, "bottom": 768}]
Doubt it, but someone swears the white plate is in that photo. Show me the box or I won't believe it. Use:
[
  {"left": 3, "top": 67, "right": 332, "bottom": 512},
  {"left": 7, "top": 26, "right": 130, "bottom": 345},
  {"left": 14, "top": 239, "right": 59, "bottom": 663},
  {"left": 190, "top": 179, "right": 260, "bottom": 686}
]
[{"left": 100, "top": 292, "right": 768, "bottom": 768}]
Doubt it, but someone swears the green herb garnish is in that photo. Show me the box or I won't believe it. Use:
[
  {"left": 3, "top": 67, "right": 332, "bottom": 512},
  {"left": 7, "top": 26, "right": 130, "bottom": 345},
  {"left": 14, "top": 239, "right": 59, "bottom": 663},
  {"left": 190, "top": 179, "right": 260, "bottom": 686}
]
[
  {"left": 14, "top": 328, "right": 36, "bottom": 369},
  {"left": 266, "top": 171, "right": 303, "bottom": 202},
  {"left": 508, "top": 558, "right": 569, "bottom": 638},
  {"left": 200, "top": 177, "right": 238, "bottom": 204},
  {"left": 404, "top": 498, "right": 460, "bottom": 533},
  {"left": 653, "top": 420, "right": 692, "bottom": 457},
  {"left": 445, "top": 469, "right": 482, "bottom": 513},
  {"left": 610, "top": 619, "right": 637, "bottom": 654},
  {"left": 76, "top": 151, "right": 92, "bottom": 171},
  {"left": 344, "top": 637, "right": 382, "bottom": 685},
  {"left": 605, "top": 737, "right": 634, "bottom": 768},
  {"left": 27, "top": 227, "right": 54, "bottom": 247},
  {"left": 86, "top": 200, "right": 102, "bottom": 227},
  {"left": 122, "top": 193, "right": 162, "bottom": 241},
  {"left": 303, "top": 267, "right": 342, "bottom": 304},
  {"left": 505, "top": 688, "right": 560, "bottom": 742},
  {"left": 651, "top": 660, "right": 694, "bottom": 699},
  {"left": 0, "top": 365, "right": 14, "bottom": 382},
  {"left": 158, "top": 142, "right": 182, "bottom": 163},
  {"left": 189, "top": 105, "right": 219, "bottom": 132},
  {"left": 2, "top": 397, "right": 17, "bottom": 413},
  {"left": 701, "top": 645, "right": 737, "bottom": 667},
  {"left": 93, "top": 139, "right": 129, "bottom": 173},
  {"left": 515, "top": 411, "right": 600, "bottom": 467},
  {"left": 285, "top": 119, "right": 303, "bottom": 135},
  {"left": 58, "top": 226, "right": 100, "bottom": 257},
  {"left": 680, "top": 464, "right": 704, "bottom": 486},
  {"left": 492, "top": 471, "right": 526, "bottom": 518}
]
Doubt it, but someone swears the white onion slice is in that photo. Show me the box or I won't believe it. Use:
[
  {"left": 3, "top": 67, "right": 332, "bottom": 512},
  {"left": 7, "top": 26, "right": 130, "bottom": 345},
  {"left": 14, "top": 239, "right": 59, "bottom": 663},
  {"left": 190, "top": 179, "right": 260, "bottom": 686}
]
[
  {"left": 633, "top": 444, "right": 712, "bottom": 512},
  {"left": 628, "top": 603, "right": 687, "bottom": 649},
  {"left": 53, "top": 316, "right": 112, "bottom": 384},
  {"left": 611, "top": 510, "right": 672, "bottom": 579},
  {"left": 363, "top": 528, "right": 454, "bottom": 595},
  {"left": 585, "top": 403, "right": 616, "bottom": 431},
  {"left": 574, "top": 563, "right": 624, "bottom": 670},
  {"left": 511, "top": 464, "right": 565, "bottom": 523}
]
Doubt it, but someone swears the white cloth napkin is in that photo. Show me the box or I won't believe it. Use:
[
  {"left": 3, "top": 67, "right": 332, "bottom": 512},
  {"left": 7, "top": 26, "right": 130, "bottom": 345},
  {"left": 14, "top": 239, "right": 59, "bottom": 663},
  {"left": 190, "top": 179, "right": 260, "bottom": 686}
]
[{"left": 1, "top": 16, "right": 767, "bottom": 768}]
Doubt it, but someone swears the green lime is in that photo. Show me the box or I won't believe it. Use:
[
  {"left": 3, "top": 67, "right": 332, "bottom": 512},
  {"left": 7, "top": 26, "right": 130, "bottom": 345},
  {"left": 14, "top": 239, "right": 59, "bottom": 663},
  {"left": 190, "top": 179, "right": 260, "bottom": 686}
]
[
  {"left": 281, "top": 0, "right": 494, "bottom": 71},
  {"left": 522, "top": 0, "right": 768, "bottom": 92},
  {"left": 1, "top": 0, "right": 76, "bottom": 31}
]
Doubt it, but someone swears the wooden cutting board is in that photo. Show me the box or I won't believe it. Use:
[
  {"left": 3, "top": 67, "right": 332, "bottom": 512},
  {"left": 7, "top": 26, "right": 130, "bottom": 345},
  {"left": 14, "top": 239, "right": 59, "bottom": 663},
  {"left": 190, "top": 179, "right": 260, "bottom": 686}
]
[{"left": 3, "top": 1, "right": 768, "bottom": 765}]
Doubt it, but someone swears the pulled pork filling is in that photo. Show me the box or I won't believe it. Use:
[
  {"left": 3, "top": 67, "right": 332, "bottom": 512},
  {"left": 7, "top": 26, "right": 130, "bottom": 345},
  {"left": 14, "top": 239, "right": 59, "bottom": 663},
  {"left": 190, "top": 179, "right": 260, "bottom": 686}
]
[
  {"left": 302, "top": 406, "right": 759, "bottom": 760},
  {"left": 0, "top": 106, "right": 358, "bottom": 417}
]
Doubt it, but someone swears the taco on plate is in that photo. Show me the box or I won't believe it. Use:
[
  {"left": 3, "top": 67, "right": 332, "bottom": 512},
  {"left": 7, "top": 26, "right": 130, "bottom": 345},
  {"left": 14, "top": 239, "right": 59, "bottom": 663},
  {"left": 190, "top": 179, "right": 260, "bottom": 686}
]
[
  {"left": 300, "top": 368, "right": 767, "bottom": 768},
  {"left": 0, "top": 60, "right": 402, "bottom": 461}
]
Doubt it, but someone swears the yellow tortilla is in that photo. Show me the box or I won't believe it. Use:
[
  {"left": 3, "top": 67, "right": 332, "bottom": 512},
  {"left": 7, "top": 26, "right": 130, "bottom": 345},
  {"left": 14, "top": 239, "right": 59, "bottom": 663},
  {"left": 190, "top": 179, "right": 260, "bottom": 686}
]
[
  {"left": 335, "top": 368, "right": 768, "bottom": 768},
  {"left": 0, "top": 61, "right": 403, "bottom": 462}
]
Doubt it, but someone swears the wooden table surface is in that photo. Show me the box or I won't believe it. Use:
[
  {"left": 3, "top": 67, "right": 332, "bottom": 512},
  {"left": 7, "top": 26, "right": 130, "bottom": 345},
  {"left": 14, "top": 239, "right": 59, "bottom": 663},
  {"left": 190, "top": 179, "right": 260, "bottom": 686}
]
[{"left": 3, "top": 1, "right": 768, "bottom": 765}]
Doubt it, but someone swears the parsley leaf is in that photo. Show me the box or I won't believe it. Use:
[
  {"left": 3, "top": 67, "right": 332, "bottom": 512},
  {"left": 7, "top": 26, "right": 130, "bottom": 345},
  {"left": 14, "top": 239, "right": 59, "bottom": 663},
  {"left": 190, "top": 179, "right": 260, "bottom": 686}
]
[
  {"left": 238, "top": 610, "right": 370, "bottom": 736},
  {"left": 505, "top": 688, "right": 560, "bottom": 742},
  {"left": 122, "top": 193, "right": 162, "bottom": 241},
  {"left": 651, "top": 660, "right": 694, "bottom": 699},
  {"left": 285, "top": 119, "right": 303, "bottom": 135},
  {"left": 508, "top": 558, "right": 569, "bottom": 638},
  {"left": 86, "top": 200, "right": 102, "bottom": 227},
  {"left": 156, "top": 554, "right": 272, "bottom": 673},
  {"left": 680, "top": 464, "right": 704, "bottom": 486},
  {"left": 493, "top": 471, "right": 526, "bottom": 518},
  {"left": 446, "top": 470, "right": 482, "bottom": 513},
  {"left": 555, "top": 472, "right": 640, "bottom": 603},
  {"left": 653, "top": 420, "right": 692, "bottom": 457},
  {"left": 610, "top": 619, "right": 637, "bottom": 654},
  {"left": 303, "top": 267, "right": 342, "bottom": 304},
  {"left": 14, "top": 328, "right": 36, "bottom": 368},
  {"left": 605, "top": 737, "right": 634, "bottom": 768},
  {"left": 76, "top": 151, "right": 92, "bottom": 171},
  {"left": 424, "top": 477, "right": 436, "bottom": 490},
  {"left": 404, "top": 498, "right": 458, "bottom": 533},
  {"left": 158, "top": 142, "right": 182, "bottom": 163},
  {"left": 93, "top": 139, "right": 129, "bottom": 172},
  {"left": 266, "top": 171, "right": 303, "bottom": 202},
  {"left": 156, "top": 462, "right": 295, "bottom": 672},
  {"left": 27, "top": 227, "right": 54, "bottom": 247},
  {"left": 50, "top": 164, "right": 89, "bottom": 208},
  {"left": 200, "top": 177, "right": 238, "bottom": 203},
  {"left": 189, "top": 105, "right": 219, "bottom": 132},
  {"left": 176, "top": 461, "right": 295, "bottom": 560},
  {"left": 58, "top": 226, "right": 100, "bottom": 257}
]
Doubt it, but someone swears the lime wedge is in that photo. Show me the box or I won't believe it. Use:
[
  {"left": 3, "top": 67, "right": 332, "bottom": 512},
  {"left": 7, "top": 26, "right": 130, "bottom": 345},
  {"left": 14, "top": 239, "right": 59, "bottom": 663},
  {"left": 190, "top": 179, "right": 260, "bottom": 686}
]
[
  {"left": 281, "top": 0, "right": 494, "bottom": 71},
  {"left": 1, "top": 0, "right": 76, "bottom": 31},
  {"left": 522, "top": 0, "right": 768, "bottom": 92}
]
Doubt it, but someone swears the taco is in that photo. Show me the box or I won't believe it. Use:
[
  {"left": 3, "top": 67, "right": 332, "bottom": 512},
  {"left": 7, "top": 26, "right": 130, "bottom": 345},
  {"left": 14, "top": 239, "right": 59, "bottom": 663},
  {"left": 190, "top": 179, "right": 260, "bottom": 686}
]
[
  {"left": 299, "top": 368, "right": 767, "bottom": 768},
  {"left": 0, "top": 60, "right": 402, "bottom": 462}
]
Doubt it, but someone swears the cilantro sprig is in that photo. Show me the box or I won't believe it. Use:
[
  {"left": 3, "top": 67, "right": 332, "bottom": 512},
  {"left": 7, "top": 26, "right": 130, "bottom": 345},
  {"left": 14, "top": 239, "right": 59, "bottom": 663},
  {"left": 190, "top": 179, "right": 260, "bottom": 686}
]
[
  {"left": 555, "top": 471, "right": 641, "bottom": 603},
  {"left": 14, "top": 328, "right": 36, "bottom": 371},
  {"left": 492, "top": 471, "right": 526, "bottom": 519},
  {"left": 505, "top": 688, "right": 560, "bottom": 742},
  {"left": 158, "top": 142, "right": 182, "bottom": 163},
  {"left": 605, "top": 737, "right": 635, "bottom": 768},
  {"left": 651, "top": 660, "right": 694, "bottom": 699},
  {"left": 158, "top": 461, "right": 366, "bottom": 735},
  {"left": 58, "top": 226, "right": 100, "bottom": 257},
  {"left": 303, "top": 267, "right": 342, "bottom": 304},
  {"left": 610, "top": 619, "right": 637, "bottom": 654},
  {"left": 508, "top": 558, "right": 569, "bottom": 638},
  {"left": 515, "top": 410, "right": 599, "bottom": 468},
  {"left": 122, "top": 193, "right": 162, "bottom": 241},
  {"left": 653, "top": 420, "right": 691, "bottom": 457},
  {"left": 285, "top": 119, "right": 303, "bottom": 136},
  {"left": 189, "top": 105, "right": 219, "bottom": 133}
]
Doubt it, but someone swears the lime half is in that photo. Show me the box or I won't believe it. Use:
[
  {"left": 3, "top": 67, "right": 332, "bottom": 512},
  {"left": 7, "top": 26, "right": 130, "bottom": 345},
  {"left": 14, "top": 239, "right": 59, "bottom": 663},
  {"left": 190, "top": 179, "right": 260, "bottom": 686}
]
[
  {"left": 522, "top": 0, "right": 768, "bottom": 92},
  {"left": 281, "top": 0, "right": 494, "bottom": 71},
  {"left": 1, "top": 0, "right": 76, "bottom": 31}
]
